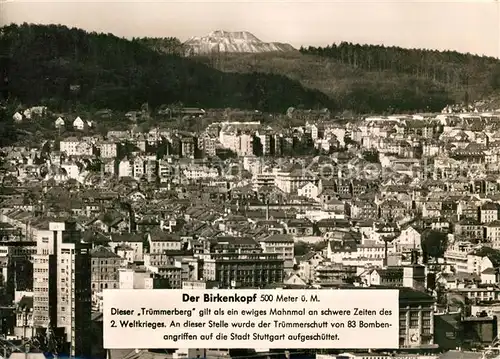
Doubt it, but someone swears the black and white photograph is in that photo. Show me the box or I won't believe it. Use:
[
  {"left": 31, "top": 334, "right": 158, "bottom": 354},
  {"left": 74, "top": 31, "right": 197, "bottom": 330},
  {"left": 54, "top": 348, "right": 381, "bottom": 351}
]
[{"left": 1, "top": 0, "right": 500, "bottom": 358}]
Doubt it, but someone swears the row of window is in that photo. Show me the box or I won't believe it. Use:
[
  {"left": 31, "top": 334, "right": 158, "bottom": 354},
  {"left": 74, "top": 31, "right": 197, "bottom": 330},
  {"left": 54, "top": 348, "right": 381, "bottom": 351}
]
[
  {"left": 93, "top": 274, "right": 118, "bottom": 280},
  {"left": 92, "top": 283, "right": 118, "bottom": 289},
  {"left": 399, "top": 328, "right": 432, "bottom": 336},
  {"left": 92, "top": 259, "right": 118, "bottom": 265}
]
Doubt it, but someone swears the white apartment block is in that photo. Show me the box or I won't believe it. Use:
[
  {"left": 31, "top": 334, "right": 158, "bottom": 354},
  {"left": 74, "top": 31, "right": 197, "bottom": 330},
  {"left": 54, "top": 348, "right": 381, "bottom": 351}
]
[
  {"left": 32, "top": 221, "right": 92, "bottom": 357},
  {"left": 118, "top": 159, "right": 132, "bottom": 178},
  {"left": 60, "top": 139, "right": 93, "bottom": 156},
  {"left": 183, "top": 165, "right": 218, "bottom": 180},
  {"left": 298, "top": 182, "right": 319, "bottom": 201},
  {"left": 256, "top": 132, "right": 271, "bottom": 156},
  {"left": 99, "top": 142, "right": 117, "bottom": 159},
  {"left": 238, "top": 133, "right": 253, "bottom": 156},
  {"left": 60, "top": 162, "right": 80, "bottom": 180},
  {"left": 118, "top": 268, "right": 154, "bottom": 289}
]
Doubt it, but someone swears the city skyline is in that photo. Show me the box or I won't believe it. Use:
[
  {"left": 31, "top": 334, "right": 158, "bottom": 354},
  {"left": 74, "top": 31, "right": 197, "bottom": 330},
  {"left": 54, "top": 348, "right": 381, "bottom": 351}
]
[{"left": 2, "top": 0, "right": 500, "bottom": 58}]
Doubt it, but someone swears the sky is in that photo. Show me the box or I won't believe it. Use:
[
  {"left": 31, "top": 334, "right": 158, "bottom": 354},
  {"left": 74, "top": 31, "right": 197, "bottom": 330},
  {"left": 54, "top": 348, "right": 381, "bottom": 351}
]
[{"left": 1, "top": 0, "right": 500, "bottom": 58}]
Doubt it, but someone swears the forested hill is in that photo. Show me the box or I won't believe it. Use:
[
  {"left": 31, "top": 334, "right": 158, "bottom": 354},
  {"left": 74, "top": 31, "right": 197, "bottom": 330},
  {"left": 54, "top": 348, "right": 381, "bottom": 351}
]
[
  {"left": 300, "top": 43, "right": 500, "bottom": 98},
  {"left": 3, "top": 24, "right": 500, "bottom": 114},
  {"left": 0, "top": 24, "right": 334, "bottom": 112}
]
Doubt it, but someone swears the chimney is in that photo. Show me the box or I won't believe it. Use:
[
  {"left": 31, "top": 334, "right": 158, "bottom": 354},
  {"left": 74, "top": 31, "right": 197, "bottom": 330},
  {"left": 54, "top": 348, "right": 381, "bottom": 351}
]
[
  {"left": 410, "top": 250, "right": 419, "bottom": 265},
  {"left": 383, "top": 239, "right": 388, "bottom": 267},
  {"left": 266, "top": 198, "right": 270, "bottom": 221}
]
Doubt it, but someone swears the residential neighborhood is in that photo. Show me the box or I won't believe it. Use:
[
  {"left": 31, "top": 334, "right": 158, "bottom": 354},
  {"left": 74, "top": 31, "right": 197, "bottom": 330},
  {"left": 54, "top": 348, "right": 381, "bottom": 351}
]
[{"left": 2, "top": 104, "right": 500, "bottom": 359}]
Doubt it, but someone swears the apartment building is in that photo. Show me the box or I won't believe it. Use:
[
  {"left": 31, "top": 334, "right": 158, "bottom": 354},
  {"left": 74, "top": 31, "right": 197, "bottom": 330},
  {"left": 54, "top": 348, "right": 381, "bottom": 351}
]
[
  {"left": 99, "top": 142, "right": 117, "bottom": 159},
  {"left": 32, "top": 220, "right": 92, "bottom": 357},
  {"left": 60, "top": 138, "right": 93, "bottom": 157}
]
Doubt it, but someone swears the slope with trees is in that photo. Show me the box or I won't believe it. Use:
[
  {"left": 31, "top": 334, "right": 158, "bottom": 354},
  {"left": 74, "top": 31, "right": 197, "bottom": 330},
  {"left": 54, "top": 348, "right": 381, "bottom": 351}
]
[
  {"left": 300, "top": 42, "right": 500, "bottom": 104},
  {"left": 0, "top": 24, "right": 334, "bottom": 113},
  {"left": 194, "top": 51, "right": 454, "bottom": 113}
]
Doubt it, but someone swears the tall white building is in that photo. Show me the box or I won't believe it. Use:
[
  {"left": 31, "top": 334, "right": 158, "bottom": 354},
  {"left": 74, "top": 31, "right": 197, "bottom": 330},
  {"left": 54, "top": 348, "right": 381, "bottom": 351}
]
[{"left": 32, "top": 220, "right": 92, "bottom": 357}]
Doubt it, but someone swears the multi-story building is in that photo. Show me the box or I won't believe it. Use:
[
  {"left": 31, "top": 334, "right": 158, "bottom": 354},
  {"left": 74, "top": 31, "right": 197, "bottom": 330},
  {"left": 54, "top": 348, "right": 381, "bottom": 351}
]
[
  {"left": 180, "top": 136, "right": 196, "bottom": 158},
  {"left": 256, "top": 131, "right": 272, "bottom": 156},
  {"left": 314, "top": 263, "right": 357, "bottom": 286},
  {"left": 455, "top": 218, "right": 484, "bottom": 240},
  {"left": 32, "top": 220, "right": 92, "bottom": 357},
  {"left": 211, "top": 252, "right": 284, "bottom": 288},
  {"left": 118, "top": 267, "right": 171, "bottom": 289},
  {"left": 198, "top": 133, "right": 217, "bottom": 157},
  {"left": 132, "top": 157, "right": 146, "bottom": 180},
  {"left": 90, "top": 246, "right": 120, "bottom": 293},
  {"left": 60, "top": 138, "right": 93, "bottom": 157},
  {"left": 276, "top": 168, "right": 317, "bottom": 194},
  {"left": 481, "top": 202, "right": 500, "bottom": 224},
  {"left": 99, "top": 142, "right": 117, "bottom": 159},
  {"left": 238, "top": 133, "right": 254, "bottom": 156},
  {"left": 398, "top": 288, "right": 436, "bottom": 349},
  {"left": 444, "top": 241, "right": 474, "bottom": 273},
  {"left": 486, "top": 221, "right": 500, "bottom": 248},
  {"left": 117, "top": 159, "right": 133, "bottom": 178},
  {"left": 108, "top": 233, "right": 144, "bottom": 262},
  {"left": 257, "top": 234, "right": 294, "bottom": 272},
  {"left": 147, "top": 232, "right": 183, "bottom": 254}
]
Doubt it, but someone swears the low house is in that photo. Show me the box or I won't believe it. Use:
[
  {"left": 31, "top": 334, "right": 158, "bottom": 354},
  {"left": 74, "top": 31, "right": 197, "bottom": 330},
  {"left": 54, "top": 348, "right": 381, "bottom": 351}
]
[
  {"left": 359, "top": 267, "right": 404, "bottom": 287},
  {"left": 393, "top": 226, "right": 422, "bottom": 253},
  {"left": 295, "top": 251, "right": 325, "bottom": 283},
  {"left": 73, "top": 116, "right": 85, "bottom": 130},
  {"left": 284, "top": 218, "right": 314, "bottom": 236},
  {"left": 147, "top": 230, "right": 183, "bottom": 254},
  {"left": 12, "top": 112, "right": 23, "bottom": 122},
  {"left": 86, "top": 210, "right": 128, "bottom": 233},
  {"left": 108, "top": 233, "right": 145, "bottom": 262},
  {"left": 55, "top": 117, "right": 65, "bottom": 128},
  {"left": 298, "top": 182, "right": 319, "bottom": 201}
]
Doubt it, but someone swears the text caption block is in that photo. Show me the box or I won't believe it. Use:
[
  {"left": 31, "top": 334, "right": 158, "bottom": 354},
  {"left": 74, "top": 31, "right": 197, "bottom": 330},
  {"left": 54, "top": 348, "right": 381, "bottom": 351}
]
[{"left": 103, "top": 289, "right": 399, "bottom": 349}]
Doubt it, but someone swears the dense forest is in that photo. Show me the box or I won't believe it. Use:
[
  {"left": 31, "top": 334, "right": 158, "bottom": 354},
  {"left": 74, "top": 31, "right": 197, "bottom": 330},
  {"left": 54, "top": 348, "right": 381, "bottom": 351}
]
[
  {"left": 300, "top": 42, "right": 500, "bottom": 99},
  {"left": 0, "top": 24, "right": 334, "bottom": 113},
  {"left": 201, "top": 51, "right": 455, "bottom": 113},
  {"left": 133, "top": 37, "right": 186, "bottom": 56},
  {"left": 2, "top": 24, "right": 500, "bottom": 118},
  {"left": 186, "top": 42, "right": 500, "bottom": 113}
]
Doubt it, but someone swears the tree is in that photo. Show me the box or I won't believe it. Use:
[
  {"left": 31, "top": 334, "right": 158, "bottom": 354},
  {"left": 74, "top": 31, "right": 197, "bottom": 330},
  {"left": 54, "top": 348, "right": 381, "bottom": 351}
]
[
  {"left": 2, "top": 24, "right": 332, "bottom": 114},
  {"left": 30, "top": 327, "right": 65, "bottom": 355},
  {"left": 294, "top": 241, "right": 310, "bottom": 256},
  {"left": 362, "top": 150, "right": 380, "bottom": 163},
  {"left": 421, "top": 229, "right": 448, "bottom": 259},
  {"left": 0, "top": 104, "right": 18, "bottom": 147},
  {"left": 313, "top": 240, "right": 327, "bottom": 252}
]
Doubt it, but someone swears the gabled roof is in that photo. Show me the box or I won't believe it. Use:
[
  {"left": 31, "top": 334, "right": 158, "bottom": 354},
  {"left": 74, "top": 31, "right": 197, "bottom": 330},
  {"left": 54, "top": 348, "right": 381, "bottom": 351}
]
[
  {"left": 470, "top": 246, "right": 500, "bottom": 267},
  {"left": 110, "top": 233, "right": 144, "bottom": 243},
  {"left": 148, "top": 230, "right": 182, "bottom": 242},
  {"left": 374, "top": 267, "right": 404, "bottom": 279},
  {"left": 481, "top": 202, "right": 499, "bottom": 210},
  {"left": 91, "top": 245, "right": 120, "bottom": 258},
  {"left": 259, "top": 234, "right": 294, "bottom": 243},
  {"left": 329, "top": 239, "right": 356, "bottom": 253}
]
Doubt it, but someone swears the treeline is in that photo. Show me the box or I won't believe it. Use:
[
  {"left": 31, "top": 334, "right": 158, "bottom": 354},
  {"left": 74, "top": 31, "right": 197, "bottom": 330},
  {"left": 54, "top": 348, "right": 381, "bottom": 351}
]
[
  {"left": 132, "top": 37, "right": 186, "bottom": 56},
  {"left": 0, "top": 24, "right": 333, "bottom": 113},
  {"left": 300, "top": 42, "right": 500, "bottom": 94}
]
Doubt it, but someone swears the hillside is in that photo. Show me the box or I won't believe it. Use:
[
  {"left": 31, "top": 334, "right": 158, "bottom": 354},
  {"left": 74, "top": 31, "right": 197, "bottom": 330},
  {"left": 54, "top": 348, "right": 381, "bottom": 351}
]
[
  {"left": 193, "top": 52, "right": 453, "bottom": 113},
  {"left": 186, "top": 43, "right": 500, "bottom": 113},
  {"left": 2, "top": 24, "right": 500, "bottom": 116},
  {"left": 301, "top": 43, "right": 500, "bottom": 98},
  {"left": 0, "top": 24, "right": 333, "bottom": 113}
]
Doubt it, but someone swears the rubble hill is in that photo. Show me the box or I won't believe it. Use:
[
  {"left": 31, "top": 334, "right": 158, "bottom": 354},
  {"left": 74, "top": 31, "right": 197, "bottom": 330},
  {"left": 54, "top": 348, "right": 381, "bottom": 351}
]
[{"left": 183, "top": 30, "right": 296, "bottom": 55}]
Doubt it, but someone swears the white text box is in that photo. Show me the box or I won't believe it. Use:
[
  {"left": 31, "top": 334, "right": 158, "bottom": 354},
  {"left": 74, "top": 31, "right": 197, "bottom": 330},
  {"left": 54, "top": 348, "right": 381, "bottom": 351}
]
[{"left": 103, "top": 289, "right": 399, "bottom": 349}]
